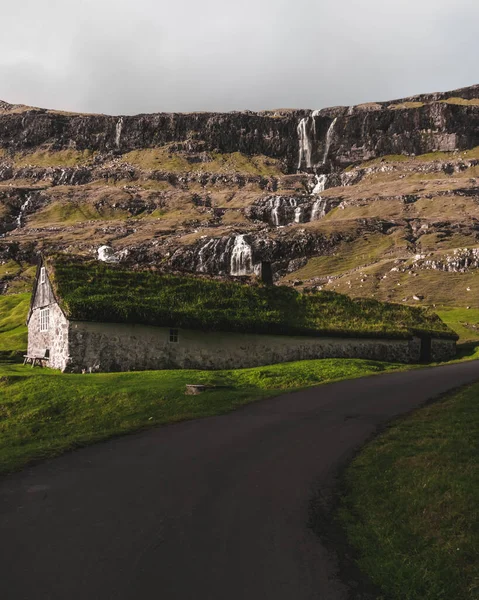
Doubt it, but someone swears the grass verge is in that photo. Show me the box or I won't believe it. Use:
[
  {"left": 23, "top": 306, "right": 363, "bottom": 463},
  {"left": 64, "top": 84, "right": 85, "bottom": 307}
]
[{"left": 338, "top": 383, "right": 479, "bottom": 600}]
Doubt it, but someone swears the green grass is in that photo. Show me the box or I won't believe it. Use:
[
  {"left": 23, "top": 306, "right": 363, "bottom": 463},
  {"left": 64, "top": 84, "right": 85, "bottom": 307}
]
[
  {"left": 121, "top": 148, "right": 283, "bottom": 176},
  {"left": 436, "top": 307, "right": 479, "bottom": 344},
  {"left": 12, "top": 149, "right": 95, "bottom": 167},
  {"left": 338, "top": 382, "right": 479, "bottom": 600},
  {"left": 47, "top": 256, "right": 454, "bottom": 339},
  {"left": 0, "top": 358, "right": 404, "bottom": 475},
  {"left": 282, "top": 233, "right": 405, "bottom": 280},
  {"left": 440, "top": 97, "right": 479, "bottom": 106},
  {"left": 388, "top": 101, "right": 425, "bottom": 110},
  {"left": 0, "top": 293, "right": 29, "bottom": 351}
]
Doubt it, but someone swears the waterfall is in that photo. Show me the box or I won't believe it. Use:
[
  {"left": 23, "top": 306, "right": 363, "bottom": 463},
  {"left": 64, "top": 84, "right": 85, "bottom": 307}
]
[
  {"left": 294, "top": 206, "right": 303, "bottom": 223},
  {"left": 297, "top": 118, "right": 313, "bottom": 170},
  {"left": 98, "top": 245, "right": 119, "bottom": 263},
  {"left": 230, "top": 234, "right": 253, "bottom": 276},
  {"left": 115, "top": 117, "right": 123, "bottom": 148},
  {"left": 16, "top": 195, "right": 32, "bottom": 228},
  {"left": 312, "top": 174, "right": 327, "bottom": 195},
  {"left": 58, "top": 169, "right": 68, "bottom": 185},
  {"left": 322, "top": 117, "right": 337, "bottom": 164},
  {"left": 311, "top": 197, "right": 327, "bottom": 221},
  {"left": 197, "top": 238, "right": 221, "bottom": 273},
  {"left": 298, "top": 112, "right": 339, "bottom": 171},
  {"left": 269, "top": 197, "right": 281, "bottom": 226}
]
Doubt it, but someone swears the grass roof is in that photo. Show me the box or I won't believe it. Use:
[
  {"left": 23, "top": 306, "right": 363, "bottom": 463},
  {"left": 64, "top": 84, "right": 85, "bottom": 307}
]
[{"left": 45, "top": 257, "right": 456, "bottom": 340}]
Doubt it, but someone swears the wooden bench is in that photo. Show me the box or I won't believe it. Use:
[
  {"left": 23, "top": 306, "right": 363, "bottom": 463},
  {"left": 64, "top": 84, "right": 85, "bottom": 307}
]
[{"left": 23, "top": 349, "right": 50, "bottom": 368}]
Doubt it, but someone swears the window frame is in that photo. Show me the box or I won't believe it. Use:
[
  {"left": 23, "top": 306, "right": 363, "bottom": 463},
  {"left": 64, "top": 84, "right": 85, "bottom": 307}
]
[
  {"left": 40, "top": 307, "right": 50, "bottom": 332},
  {"left": 169, "top": 328, "right": 179, "bottom": 343},
  {"left": 40, "top": 267, "right": 46, "bottom": 284}
]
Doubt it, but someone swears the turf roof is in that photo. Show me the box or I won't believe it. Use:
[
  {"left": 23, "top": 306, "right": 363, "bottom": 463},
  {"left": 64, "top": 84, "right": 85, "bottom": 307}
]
[{"left": 43, "top": 256, "right": 456, "bottom": 340}]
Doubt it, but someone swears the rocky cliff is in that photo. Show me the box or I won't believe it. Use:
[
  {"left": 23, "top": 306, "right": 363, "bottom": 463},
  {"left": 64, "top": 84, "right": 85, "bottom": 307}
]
[{"left": 1, "top": 84, "right": 479, "bottom": 307}]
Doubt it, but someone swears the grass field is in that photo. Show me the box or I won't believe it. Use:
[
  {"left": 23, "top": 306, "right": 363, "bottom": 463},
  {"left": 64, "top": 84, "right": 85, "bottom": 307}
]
[{"left": 339, "top": 382, "right": 479, "bottom": 600}]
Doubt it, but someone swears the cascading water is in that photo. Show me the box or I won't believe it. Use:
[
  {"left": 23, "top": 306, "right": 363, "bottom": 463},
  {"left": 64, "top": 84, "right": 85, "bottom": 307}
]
[
  {"left": 322, "top": 117, "right": 337, "bottom": 164},
  {"left": 267, "top": 196, "right": 298, "bottom": 226},
  {"left": 270, "top": 197, "right": 281, "bottom": 226},
  {"left": 294, "top": 206, "right": 303, "bottom": 223},
  {"left": 312, "top": 174, "right": 327, "bottom": 195},
  {"left": 230, "top": 234, "right": 253, "bottom": 276},
  {"left": 297, "top": 118, "right": 313, "bottom": 170},
  {"left": 311, "top": 197, "right": 327, "bottom": 221},
  {"left": 57, "top": 169, "right": 68, "bottom": 185},
  {"left": 115, "top": 117, "right": 124, "bottom": 148},
  {"left": 297, "top": 111, "right": 339, "bottom": 172},
  {"left": 197, "top": 238, "right": 222, "bottom": 273},
  {"left": 16, "top": 195, "right": 32, "bottom": 228}
]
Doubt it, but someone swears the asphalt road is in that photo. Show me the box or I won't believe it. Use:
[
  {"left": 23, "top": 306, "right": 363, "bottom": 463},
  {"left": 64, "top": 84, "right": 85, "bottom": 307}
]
[{"left": 1, "top": 360, "right": 478, "bottom": 600}]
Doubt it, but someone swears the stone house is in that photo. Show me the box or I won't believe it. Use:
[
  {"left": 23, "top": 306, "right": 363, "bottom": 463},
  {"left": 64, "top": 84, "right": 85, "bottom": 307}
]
[{"left": 26, "top": 258, "right": 457, "bottom": 372}]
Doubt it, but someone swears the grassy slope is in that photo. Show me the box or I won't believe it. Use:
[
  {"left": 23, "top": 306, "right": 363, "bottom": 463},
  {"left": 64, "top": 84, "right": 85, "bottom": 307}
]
[
  {"left": 339, "top": 382, "right": 479, "bottom": 600},
  {"left": 437, "top": 307, "right": 479, "bottom": 344},
  {"left": 0, "top": 293, "right": 29, "bottom": 351}
]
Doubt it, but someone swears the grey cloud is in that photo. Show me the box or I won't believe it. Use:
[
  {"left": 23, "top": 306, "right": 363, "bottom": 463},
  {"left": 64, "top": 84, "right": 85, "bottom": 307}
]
[{"left": 1, "top": 0, "right": 478, "bottom": 114}]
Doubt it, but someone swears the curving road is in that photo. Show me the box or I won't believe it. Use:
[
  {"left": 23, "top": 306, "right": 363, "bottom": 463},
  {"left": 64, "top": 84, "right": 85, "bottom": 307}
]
[{"left": 1, "top": 361, "right": 478, "bottom": 600}]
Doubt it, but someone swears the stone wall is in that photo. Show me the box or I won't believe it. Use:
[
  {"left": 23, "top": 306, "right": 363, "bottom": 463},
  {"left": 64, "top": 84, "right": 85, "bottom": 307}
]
[
  {"left": 28, "top": 303, "right": 70, "bottom": 370},
  {"left": 431, "top": 338, "right": 457, "bottom": 362},
  {"left": 64, "top": 320, "right": 442, "bottom": 373}
]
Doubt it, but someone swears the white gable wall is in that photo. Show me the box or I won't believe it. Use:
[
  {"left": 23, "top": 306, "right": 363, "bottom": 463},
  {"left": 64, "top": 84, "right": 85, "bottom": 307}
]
[{"left": 27, "top": 268, "right": 70, "bottom": 371}]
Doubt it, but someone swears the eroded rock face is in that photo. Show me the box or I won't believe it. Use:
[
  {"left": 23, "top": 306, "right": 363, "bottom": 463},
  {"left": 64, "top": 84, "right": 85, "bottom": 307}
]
[
  {"left": 1, "top": 84, "right": 478, "bottom": 172},
  {"left": 413, "top": 248, "right": 479, "bottom": 272}
]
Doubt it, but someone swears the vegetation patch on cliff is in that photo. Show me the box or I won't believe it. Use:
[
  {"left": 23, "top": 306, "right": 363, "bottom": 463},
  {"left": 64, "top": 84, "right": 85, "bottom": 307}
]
[
  {"left": 46, "top": 257, "right": 455, "bottom": 339},
  {"left": 121, "top": 148, "right": 283, "bottom": 176},
  {"left": 339, "top": 382, "right": 479, "bottom": 600},
  {"left": 9, "top": 149, "right": 95, "bottom": 167}
]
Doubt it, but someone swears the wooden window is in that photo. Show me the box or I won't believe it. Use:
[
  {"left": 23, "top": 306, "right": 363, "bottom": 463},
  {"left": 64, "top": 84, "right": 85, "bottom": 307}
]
[
  {"left": 40, "top": 308, "right": 50, "bottom": 332},
  {"left": 40, "top": 267, "right": 46, "bottom": 284},
  {"left": 169, "top": 328, "right": 179, "bottom": 343}
]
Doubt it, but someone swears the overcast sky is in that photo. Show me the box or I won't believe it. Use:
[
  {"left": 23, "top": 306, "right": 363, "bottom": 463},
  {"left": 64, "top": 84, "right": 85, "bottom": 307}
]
[{"left": 1, "top": 0, "right": 478, "bottom": 115}]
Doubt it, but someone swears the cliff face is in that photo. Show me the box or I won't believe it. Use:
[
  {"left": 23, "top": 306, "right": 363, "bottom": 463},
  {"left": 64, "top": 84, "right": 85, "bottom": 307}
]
[
  {"left": 1, "top": 84, "right": 479, "bottom": 308},
  {"left": 1, "top": 83, "right": 478, "bottom": 172},
  {"left": 0, "top": 107, "right": 305, "bottom": 169}
]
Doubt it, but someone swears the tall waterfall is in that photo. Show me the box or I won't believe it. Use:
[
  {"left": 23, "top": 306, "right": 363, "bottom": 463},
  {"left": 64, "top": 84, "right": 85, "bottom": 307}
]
[
  {"left": 16, "top": 195, "right": 32, "bottom": 228},
  {"left": 115, "top": 117, "right": 124, "bottom": 148},
  {"left": 322, "top": 117, "right": 337, "bottom": 164},
  {"left": 297, "top": 118, "right": 313, "bottom": 170},
  {"left": 230, "top": 234, "right": 253, "bottom": 276},
  {"left": 297, "top": 112, "right": 339, "bottom": 171}
]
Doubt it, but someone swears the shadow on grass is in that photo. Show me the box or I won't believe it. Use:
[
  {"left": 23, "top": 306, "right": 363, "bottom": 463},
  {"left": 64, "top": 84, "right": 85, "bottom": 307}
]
[{"left": 455, "top": 341, "right": 479, "bottom": 361}]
